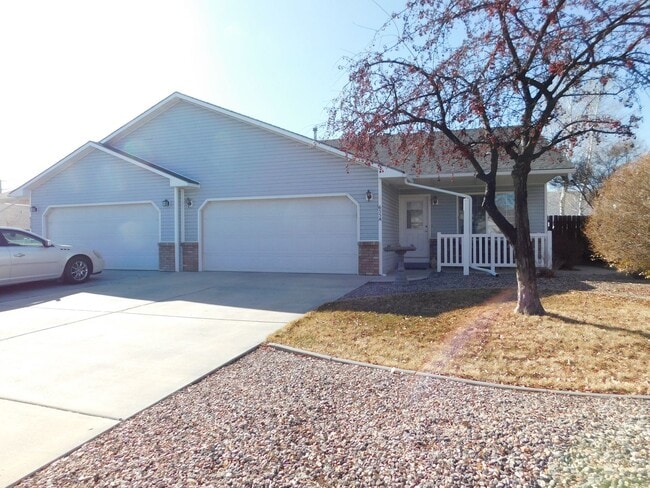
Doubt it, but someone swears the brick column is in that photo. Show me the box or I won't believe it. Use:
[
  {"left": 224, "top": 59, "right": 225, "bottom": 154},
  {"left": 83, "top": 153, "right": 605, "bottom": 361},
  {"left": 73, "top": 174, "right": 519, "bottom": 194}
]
[
  {"left": 159, "top": 242, "right": 176, "bottom": 272},
  {"left": 181, "top": 242, "right": 199, "bottom": 272},
  {"left": 358, "top": 241, "right": 380, "bottom": 275}
]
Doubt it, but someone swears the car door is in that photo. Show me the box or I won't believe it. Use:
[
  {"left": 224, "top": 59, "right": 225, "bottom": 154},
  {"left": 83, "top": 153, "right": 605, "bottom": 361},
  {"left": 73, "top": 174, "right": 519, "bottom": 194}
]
[{"left": 1, "top": 230, "right": 63, "bottom": 282}]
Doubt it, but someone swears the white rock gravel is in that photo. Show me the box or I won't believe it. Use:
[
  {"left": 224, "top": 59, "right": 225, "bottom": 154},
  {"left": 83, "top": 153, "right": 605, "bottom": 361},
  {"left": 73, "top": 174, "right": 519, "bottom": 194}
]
[{"left": 15, "top": 347, "right": 649, "bottom": 488}]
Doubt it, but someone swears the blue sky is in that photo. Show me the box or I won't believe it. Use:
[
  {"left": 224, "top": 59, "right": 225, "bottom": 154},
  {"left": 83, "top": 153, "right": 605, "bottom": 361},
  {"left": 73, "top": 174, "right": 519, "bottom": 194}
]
[{"left": 1, "top": 0, "right": 648, "bottom": 191}]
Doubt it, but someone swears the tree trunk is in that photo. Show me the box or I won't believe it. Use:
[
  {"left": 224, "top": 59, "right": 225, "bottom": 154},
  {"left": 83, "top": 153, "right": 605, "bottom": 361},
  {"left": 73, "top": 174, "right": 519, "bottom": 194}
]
[
  {"left": 513, "top": 239, "right": 545, "bottom": 315},
  {"left": 511, "top": 169, "right": 546, "bottom": 315}
]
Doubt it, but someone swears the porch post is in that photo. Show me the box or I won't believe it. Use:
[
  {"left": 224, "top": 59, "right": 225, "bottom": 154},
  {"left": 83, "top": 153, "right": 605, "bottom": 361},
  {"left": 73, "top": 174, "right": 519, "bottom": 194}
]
[
  {"left": 462, "top": 196, "right": 471, "bottom": 275},
  {"left": 174, "top": 187, "right": 181, "bottom": 272},
  {"left": 436, "top": 232, "right": 441, "bottom": 272},
  {"left": 490, "top": 233, "right": 496, "bottom": 274}
]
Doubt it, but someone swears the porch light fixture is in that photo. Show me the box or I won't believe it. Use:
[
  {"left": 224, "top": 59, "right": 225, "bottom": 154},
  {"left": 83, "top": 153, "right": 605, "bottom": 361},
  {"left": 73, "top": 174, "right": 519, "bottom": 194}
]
[
  {"left": 366, "top": 190, "right": 373, "bottom": 201},
  {"left": 185, "top": 197, "right": 193, "bottom": 208},
  {"left": 162, "top": 199, "right": 170, "bottom": 207},
  {"left": 30, "top": 206, "right": 38, "bottom": 213},
  {"left": 432, "top": 195, "right": 438, "bottom": 206}
]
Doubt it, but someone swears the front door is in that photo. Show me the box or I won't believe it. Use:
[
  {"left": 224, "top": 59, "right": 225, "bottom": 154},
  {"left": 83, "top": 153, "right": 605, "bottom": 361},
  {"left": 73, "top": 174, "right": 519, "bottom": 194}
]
[{"left": 399, "top": 195, "right": 430, "bottom": 264}]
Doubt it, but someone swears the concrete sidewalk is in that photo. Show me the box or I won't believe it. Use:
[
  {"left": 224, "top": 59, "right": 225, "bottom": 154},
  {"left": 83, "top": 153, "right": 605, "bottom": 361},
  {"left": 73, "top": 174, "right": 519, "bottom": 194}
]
[{"left": 0, "top": 270, "right": 369, "bottom": 486}]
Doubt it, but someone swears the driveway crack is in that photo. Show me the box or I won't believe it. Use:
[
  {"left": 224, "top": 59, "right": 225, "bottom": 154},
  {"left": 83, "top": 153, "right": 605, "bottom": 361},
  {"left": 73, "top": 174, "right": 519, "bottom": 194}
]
[{"left": 0, "top": 396, "right": 122, "bottom": 421}]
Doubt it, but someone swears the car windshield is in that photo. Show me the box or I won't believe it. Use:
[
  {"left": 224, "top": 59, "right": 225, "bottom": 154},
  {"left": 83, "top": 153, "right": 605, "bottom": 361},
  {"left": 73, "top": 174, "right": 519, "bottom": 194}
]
[{"left": 0, "top": 230, "right": 45, "bottom": 247}]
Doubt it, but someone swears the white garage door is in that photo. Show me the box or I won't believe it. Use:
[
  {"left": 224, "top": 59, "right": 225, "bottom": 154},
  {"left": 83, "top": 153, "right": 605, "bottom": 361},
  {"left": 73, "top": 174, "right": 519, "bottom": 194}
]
[
  {"left": 202, "top": 197, "right": 358, "bottom": 274},
  {"left": 46, "top": 203, "right": 159, "bottom": 270}
]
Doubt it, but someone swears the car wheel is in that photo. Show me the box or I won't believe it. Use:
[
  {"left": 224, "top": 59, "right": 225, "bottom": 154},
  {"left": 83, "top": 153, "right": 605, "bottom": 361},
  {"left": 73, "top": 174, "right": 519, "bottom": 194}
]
[{"left": 64, "top": 256, "right": 91, "bottom": 284}]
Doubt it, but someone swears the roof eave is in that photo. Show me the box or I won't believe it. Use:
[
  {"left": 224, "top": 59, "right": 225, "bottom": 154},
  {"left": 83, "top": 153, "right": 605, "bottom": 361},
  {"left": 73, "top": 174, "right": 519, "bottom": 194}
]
[
  {"left": 9, "top": 142, "right": 98, "bottom": 197},
  {"left": 380, "top": 167, "right": 574, "bottom": 179},
  {"left": 10, "top": 142, "right": 200, "bottom": 195}
]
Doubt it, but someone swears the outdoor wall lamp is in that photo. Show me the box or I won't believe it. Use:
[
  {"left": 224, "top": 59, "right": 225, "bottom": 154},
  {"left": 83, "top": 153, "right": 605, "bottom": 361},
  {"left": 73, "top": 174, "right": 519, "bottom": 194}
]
[
  {"left": 162, "top": 199, "right": 170, "bottom": 207},
  {"left": 185, "top": 197, "right": 193, "bottom": 208},
  {"left": 366, "top": 190, "right": 373, "bottom": 201},
  {"left": 30, "top": 206, "right": 38, "bottom": 212},
  {"left": 432, "top": 195, "right": 439, "bottom": 206}
]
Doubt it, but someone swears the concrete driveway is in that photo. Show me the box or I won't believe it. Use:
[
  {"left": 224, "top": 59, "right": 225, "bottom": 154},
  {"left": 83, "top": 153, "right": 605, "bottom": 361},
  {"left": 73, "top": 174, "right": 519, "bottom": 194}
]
[{"left": 0, "top": 270, "right": 368, "bottom": 487}]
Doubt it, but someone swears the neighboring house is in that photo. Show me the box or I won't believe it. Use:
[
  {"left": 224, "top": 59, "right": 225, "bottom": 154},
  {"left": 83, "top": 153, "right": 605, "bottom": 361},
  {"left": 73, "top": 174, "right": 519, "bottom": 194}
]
[
  {"left": 0, "top": 192, "right": 30, "bottom": 229},
  {"left": 547, "top": 188, "right": 592, "bottom": 216},
  {"left": 11, "top": 93, "right": 573, "bottom": 275}
]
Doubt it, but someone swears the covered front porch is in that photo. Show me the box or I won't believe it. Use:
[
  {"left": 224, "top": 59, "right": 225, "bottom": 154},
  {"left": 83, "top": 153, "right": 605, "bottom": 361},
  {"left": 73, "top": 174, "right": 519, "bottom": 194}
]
[{"left": 378, "top": 170, "right": 555, "bottom": 276}]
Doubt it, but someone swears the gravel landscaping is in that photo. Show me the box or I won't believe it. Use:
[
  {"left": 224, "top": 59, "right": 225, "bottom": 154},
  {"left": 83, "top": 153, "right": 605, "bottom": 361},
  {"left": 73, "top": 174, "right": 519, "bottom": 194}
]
[
  {"left": 14, "top": 267, "right": 649, "bottom": 487},
  {"left": 16, "top": 347, "right": 649, "bottom": 487},
  {"left": 342, "top": 267, "right": 649, "bottom": 300}
]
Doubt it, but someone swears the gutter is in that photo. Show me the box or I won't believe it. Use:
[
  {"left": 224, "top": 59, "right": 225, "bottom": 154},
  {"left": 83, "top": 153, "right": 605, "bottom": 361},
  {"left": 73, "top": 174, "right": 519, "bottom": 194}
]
[{"left": 403, "top": 178, "right": 496, "bottom": 276}]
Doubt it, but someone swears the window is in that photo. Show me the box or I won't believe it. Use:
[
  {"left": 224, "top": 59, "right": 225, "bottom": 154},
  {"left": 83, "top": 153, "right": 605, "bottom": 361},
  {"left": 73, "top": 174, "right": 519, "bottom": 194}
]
[
  {"left": 406, "top": 201, "right": 424, "bottom": 229},
  {"left": 0, "top": 230, "right": 45, "bottom": 247},
  {"left": 459, "top": 193, "right": 515, "bottom": 233}
]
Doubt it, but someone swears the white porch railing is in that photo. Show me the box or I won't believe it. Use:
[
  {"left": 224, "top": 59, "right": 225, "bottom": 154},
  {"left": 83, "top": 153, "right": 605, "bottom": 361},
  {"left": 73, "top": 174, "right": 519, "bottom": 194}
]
[{"left": 436, "top": 231, "right": 553, "bottom": 273}]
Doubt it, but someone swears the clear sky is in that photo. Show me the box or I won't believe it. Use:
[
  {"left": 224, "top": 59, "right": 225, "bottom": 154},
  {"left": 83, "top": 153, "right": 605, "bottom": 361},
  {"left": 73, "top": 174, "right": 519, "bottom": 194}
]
[{"left": 1, "top": 0, "right": 648, "bottom": 192}]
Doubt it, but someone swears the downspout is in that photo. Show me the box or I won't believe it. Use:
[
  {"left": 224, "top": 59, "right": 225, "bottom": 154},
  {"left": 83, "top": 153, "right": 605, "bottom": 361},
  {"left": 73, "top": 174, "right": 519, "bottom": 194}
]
[
  {"left": 180, "top": 188, "right": 186, "bottom": 243},
  {"left": 378, "top": 179, "right": 384, "bottom": 275},
  {"left": 174, "top": 187, "right": 181, "bottom": 272},
  {"left": 404, "top": 178, "right": 496, "bottom": 276}
]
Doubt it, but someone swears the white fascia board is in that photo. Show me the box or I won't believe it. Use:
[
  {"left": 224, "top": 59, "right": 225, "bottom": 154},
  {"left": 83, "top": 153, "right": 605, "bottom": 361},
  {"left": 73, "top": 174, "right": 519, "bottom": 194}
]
[
  {"left": 388, "top": 168, "right": 574, "bottom": 179},
  {"left": 100, "top": 93, "right": 183, "bottom": 144},
  {"left": 10, "top": 142, "right": 198, "bottom": 196},
  {"left": 96, "top": 144, "right": 199, "bottom": 188},
  {"left": 171, "top": 93, "right": 369, "bottom": 165},
  {"left": 9, "top": 142, "right": 98, "bottom": 196},
  {"left": 378, "top": 167, "right": 406, "bottom": 178}
]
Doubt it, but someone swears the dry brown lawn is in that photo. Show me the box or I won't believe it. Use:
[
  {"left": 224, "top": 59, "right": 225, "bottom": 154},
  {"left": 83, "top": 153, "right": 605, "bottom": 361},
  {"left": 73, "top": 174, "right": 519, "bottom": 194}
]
[{"left": 268, "top": 279, "right": 650, "bottom": 395}]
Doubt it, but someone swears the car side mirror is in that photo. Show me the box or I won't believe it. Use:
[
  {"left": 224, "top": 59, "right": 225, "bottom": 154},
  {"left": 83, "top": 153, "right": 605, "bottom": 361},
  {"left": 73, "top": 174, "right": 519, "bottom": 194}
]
[{"left": 45, "top": 239, "right": 53, "bottom": 247}]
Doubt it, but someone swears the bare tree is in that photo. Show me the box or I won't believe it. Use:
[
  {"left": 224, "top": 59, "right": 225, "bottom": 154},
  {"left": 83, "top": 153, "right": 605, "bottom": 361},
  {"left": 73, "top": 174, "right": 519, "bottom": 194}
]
[
  {"left": 570, "top": 139, "right": 645, "bottom": 207},
  {"left": 329, "top": 0, "right": 649, "bottom": 315}
]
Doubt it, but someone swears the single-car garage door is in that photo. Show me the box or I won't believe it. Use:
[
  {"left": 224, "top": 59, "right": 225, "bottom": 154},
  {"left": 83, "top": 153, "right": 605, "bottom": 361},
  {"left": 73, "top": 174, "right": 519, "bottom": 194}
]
[
  {"left": 46, "top": 203, "right": 159, "bottom": 270},
  {"left": 202, "top": 196, "right": 358, "bottom": 274}
]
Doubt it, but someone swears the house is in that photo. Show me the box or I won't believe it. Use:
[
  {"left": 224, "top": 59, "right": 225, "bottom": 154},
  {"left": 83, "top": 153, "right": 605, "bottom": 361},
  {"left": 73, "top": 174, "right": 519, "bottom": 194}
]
[
  {"left": 547, "top": 188, "right": 592, "bottom": 216},
  {"left": 0, "top": 191, "right": 30, "bottom": 229},
  {"left": 11, "top": 92, "right": 573, "bottom": 275}
]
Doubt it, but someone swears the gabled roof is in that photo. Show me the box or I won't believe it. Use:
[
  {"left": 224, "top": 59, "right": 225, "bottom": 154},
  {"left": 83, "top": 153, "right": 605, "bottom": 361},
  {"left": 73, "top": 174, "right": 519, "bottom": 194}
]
[
  {"left": 101, "top": 92, "right": 366, "bottom": 166},
  {"left": 10, "top": 142, "right": 199, "bottom": 197}
]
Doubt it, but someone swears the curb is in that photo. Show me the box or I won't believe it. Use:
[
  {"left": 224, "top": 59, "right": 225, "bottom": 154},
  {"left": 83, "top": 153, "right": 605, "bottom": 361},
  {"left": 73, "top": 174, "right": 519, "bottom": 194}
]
[{"left": 266, "top": 343, "right": 650, "bottom": 400}]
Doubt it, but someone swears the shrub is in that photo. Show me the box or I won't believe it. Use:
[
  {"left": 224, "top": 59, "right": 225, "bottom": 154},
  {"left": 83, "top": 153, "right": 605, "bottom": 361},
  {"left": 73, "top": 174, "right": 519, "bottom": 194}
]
[{"left": 585, "top": 153, "right": 650, "bottom": 277}]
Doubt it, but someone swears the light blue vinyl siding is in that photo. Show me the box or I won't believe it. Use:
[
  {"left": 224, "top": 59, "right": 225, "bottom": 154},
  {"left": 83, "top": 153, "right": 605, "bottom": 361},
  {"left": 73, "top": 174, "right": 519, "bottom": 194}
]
[
  {"left": 426, "top": 183, "right": 547, "bottom": 235},
  {"left": 108, "top": 101, "right": 380, "bottom": 241},
  {"left": 431, "top": 193, "right": 459, "bottom": 234},
  {"left": 527, "top": 184, "right": 546, "bottom": 233},
  {"left": 380, "top": 182, "right": 400, "bottom": 272},
  {"left": 29, "top": 150, "right": 172, "bottom": 237}
]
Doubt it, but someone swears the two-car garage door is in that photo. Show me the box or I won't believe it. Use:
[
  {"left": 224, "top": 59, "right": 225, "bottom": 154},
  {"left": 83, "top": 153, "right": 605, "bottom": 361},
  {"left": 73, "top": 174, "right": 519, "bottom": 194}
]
[
  {"left": 46, "top": 203, "right": 159, "bottom": 270},
  {"left": 44, "top": 197, "right": 359, "bottom": 274},
  {"left": 202, "top": 196, "right": 358, "bottom": 274}
]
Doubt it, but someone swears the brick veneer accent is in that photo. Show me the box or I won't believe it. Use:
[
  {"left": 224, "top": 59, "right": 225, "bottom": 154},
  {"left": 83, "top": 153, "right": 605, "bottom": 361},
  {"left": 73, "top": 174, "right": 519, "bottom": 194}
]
[
  {"left": 358, "top": 241, "right": 380, "bottom": 275},
  {"left": 182, "top": 242, "right": 199, "bottom": 272},
  {"left": 159, "top": 242, "right": 176, "bottom": 272}
]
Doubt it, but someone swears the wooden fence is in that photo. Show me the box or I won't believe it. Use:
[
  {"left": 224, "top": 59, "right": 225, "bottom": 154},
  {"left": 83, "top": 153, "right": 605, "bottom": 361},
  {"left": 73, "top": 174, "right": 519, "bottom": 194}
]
[{"left": 547, "top": 215, "right": 592, "bottom": 266}]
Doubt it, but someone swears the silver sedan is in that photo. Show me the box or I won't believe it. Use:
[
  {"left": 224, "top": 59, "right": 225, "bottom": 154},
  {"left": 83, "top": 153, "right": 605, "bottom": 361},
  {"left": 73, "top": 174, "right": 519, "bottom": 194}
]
[{"left": 0, "top": 227, "right": 104, "bottom": 286}]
